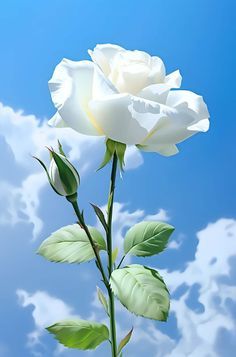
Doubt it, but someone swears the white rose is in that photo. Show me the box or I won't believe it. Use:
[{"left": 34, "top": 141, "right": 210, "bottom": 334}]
[{"left": 48, "top": 44, "right": 209, "bottom": 156}]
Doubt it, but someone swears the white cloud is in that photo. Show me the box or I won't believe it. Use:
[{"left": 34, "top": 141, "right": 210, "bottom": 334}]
[
  {"left": 158, "top": 218, "right": 236, "bottom": 357},
  {"left": 145, "top": 208, "right": 170, "bottom": 222},
  {"left": 124, "top": 145, "right": 143, "bottom": 170},
  {"left": 92, "top": 218, "right": 236, "bottom": 357},
  {"left": 0, "top": 101, "right": 143, "bottom": 238},
  {"left": 17, "top": 289, "right": 77, "bottom": 355}
]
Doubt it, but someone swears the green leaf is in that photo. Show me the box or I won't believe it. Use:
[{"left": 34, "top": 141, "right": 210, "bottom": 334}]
[
  {"left": 96, "top": 286, "right": 109, "bottom": 316},
  {"left": 110, "top": 264, "right": 169, "bottom": 321},
  {"left": 118, "top": 327, "right": 133, "bottom": 354},
  {"left": 91, "top": 203, "right": 108, "bottom": 233},
  {"left": 124, "top": 221, "right": 174, "bottom": 257},
  {"left": 37, "top": 224, "right": 106, "bottom": 264},
  {"left": 47, "top": 319, "right": 109, "bottom": 350}
]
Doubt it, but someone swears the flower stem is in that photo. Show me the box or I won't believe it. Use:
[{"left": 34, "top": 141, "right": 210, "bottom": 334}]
[
  {"left": 69, "top": 199, "right": 109, "bottom": 289},
  {"left": 106, "top": 153, "right": 118, "bottom": 357}
]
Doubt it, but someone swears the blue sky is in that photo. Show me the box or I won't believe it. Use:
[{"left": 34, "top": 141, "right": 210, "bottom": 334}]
[{"left": 0, "top": 0, "right": 236, "bottom": 356}]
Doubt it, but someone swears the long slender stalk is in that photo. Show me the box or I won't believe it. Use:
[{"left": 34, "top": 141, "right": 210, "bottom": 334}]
[
  {"left": 70, "top": 200, "right": 109, "bottom": 289},
  {"left": 68, "top": 154, "right": 119, "bottom": 357},
  {"left": 106, "top": 153, "right": 118, "bottom": 357}
]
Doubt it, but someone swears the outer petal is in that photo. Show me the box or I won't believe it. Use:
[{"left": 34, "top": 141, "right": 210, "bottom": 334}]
[
  {"left": 165, "top": 70, "right": 182, "bottom": 88},
  {"left": 89, "top": 94, "right": 161, "bottom": 145},
  {"left": 48, "top": 112, "right": 68, "bottom": 128},
  {"left": 166, "top": 90, "right": 209, "bottom": 120},
  {"left": 88, "top": 44, "right": 125, "bottom": 76},
  {"left": 138, "top": 143, "right": 179, "bottom": 156},
  {"left": 141, "top": 90, "right": 210, "bottom": 148},
  {"left": 142, "top": 109, "right": 200, "bottom": 146},
  {"left": 48, "top": 59, "right": 103, "bottom": 136}
]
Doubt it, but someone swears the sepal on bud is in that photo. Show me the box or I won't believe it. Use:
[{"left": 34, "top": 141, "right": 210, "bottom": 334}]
[{"left": 34, "top": 141, "right": 80, "bottom": 198}]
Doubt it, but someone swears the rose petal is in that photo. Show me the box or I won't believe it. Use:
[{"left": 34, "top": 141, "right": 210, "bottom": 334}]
[
  {"left": 92, "top": 66, "right": 118, "bottom": 100},
  {"left": 188, "top": 118, "right": 210, "bottom": 132},
  {"left": 88, "top": 44, "right": 125, "bottom": 76},
  {"left": 142, "top": 108, "right": 198, "bottom": 146},
  {"left": 138, "top": 84, "right": 170, "bottom": 104},
  {"left": 48, "top": 59, "right": 104, "bottom": 136},
  {"left": 141, "top": 88, "right": 210, "bottom": 147},
  {"left": 166, "top": 90, "right": 210, "bottom": 120},
  {"left": 148, "top": 56, "right": 166, "bottom": 83},
  {"left": 165, "top": 70, "right": 182, "bottom": 88},
  {"left": 48, "top": 112, "right": 68, "bottom": 128},
  {"left": 139, "top": 143, "right": 179, "bottom": 156},
  {"left": 89, "top": 94, "right": 161, "bottom": 145}
]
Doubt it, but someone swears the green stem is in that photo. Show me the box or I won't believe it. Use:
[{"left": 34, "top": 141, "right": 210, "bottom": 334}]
[
  {"left": 117, "top": 255, "right": 126, "bottom": 269},
  {"left": 69, "top": 199, "right": 109, "bottom": 289},
  {"left": 106, "top": 153, "right": 118, "bottom": 357}
]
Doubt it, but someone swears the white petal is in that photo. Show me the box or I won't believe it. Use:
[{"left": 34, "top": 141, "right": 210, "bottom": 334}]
[
  {"left": 166, "top": 90, "right": 210, "bottom": 120},
  {"left": 110, "top": 62, "right": 150, "bottom": 94},
  {"left": 49, "top": 159, "right": 67, "bottom": 196},
  {"left": 142, "top": 108, "right": 197, "bottom": 146},
  {"left": 148, "top": 56, "right": 166, "bottom": 83},
  {"left": 48, "top": 112, "right": 68, "bottom": 128},
  {"left": 138, "top": 84, "right": 170, "bottom": 104},
  {"left": 139, "top": 143, "right": 179, "bottom": 156},
  {"left": 142, "top": 88, "right": 210, "bottom": 147},
  {"left": 188, "top": 118, "right": 210, "bottom": 132},
  {"left": 92, "top": 66, "right": 118, "bottom": 100},
  {"left": 88, "top": 44, "right": 125, "bottom": 76},
  {"left": 165, "top": 70, "right": 182, "bottom": 88},
  {"left": 89, "top": 94, "right": 161, "bottom": 145},
  {"left": 48, "top": 59, "right": 104, "bottom": 136}
]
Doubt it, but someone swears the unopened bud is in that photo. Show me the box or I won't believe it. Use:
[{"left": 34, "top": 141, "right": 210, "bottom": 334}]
[{"left": 34, "top": 142, "right": 80, "bottom": 198}]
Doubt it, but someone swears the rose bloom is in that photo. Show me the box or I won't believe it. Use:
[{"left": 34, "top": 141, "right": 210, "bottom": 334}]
[{"left": 48, "top": 44, "right": 209, "bottom": 156}]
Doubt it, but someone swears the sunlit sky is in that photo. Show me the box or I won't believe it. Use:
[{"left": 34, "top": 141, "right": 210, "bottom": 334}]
[{"left": 0, "top": 1, "right": 235, "bottom": 356}]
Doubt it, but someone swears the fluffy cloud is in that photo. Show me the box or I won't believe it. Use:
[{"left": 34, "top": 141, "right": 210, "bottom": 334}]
[
  {"left": 92, "top": 217, "right": 236, "bottom": 357},
  {"left": 17, "top": 289, "right": 77, "bottom": 355},
  {"left": 163, "top": 218, "right": 236, "bottom": 357},
  {"left": 0, "top": 102, "right": 143, "bottom": 238}
]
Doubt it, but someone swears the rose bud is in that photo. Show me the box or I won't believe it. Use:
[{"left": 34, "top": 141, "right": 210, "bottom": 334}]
[{"left": 34, "top": 141, "right": 80, "bottom": 199}]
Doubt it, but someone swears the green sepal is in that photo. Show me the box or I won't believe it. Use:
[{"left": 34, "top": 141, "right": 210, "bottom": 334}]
[
  {"left": 115, "top": 141, "right": 126, "bottom": 171},
  {"left": 33, "top": 156, "right": 62, "bottom": 196},
  {"left": 57, "top": 139, "right": 66, "bottom": 156},
  {"left": 98, "top": 139, "right": 126, "bottom": 171},
  {"left": 97, "top": 139, "right": 116, "bottom": 170}
]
